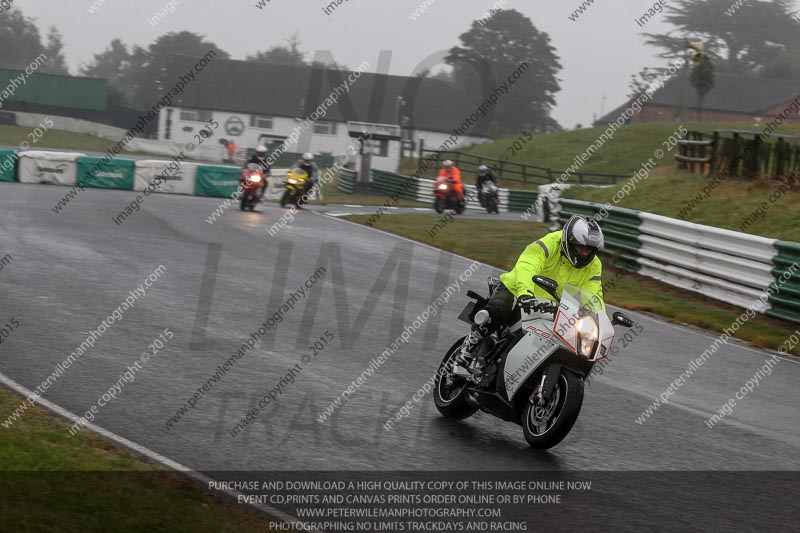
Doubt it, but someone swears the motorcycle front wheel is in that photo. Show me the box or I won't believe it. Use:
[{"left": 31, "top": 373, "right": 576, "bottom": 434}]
[
  {"left": 240, "top": 195, "right": 248, "bottom": 211},
  {"left": 280, "top": 190, "right": 290, "bottom": 208},
  {"left": 434, "top": 337, "right": 479, "bottom": 420},
  {"left": 434, "top": 198, "right": 444, "bottom": 214},
  {"left": 487, "top": 197, "right": 498, "bottom": 214},
  {"left": 520, "top": 370, "right": 584, "bottom": 449}
]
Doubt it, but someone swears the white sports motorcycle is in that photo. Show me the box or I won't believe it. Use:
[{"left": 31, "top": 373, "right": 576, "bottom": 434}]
[{"left": 434, "top": 275, "right": 635, "bottom": 449}]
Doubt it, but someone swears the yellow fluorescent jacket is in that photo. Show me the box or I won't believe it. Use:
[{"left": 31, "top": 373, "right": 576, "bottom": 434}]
[{"left": 499, "top": 230, "right": 605, "bottom": 308}]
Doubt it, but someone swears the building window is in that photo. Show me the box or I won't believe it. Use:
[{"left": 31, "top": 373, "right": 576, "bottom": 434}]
[
  {"left": 377, "top": 139, "right": 389, "bottom": 157},
  {"left": 179, "top": 109, "right": 213, "bottom": 122},
  {"left": 250, "top": 115, "right": 274, "bottom": 130},
  {"left": 313, "top": 122, "right": 338, "bottom": 135}
]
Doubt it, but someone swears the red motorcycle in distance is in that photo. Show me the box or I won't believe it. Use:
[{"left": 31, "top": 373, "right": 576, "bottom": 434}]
[
  {"left": 434, "top": 176, "right": 466, "bottom": 215},
  {"left": 240, "top": 163, "right": 265, "bottom": 211}
]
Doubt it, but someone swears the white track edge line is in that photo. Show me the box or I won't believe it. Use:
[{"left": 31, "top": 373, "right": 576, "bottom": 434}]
[{"left": 0, "top": 370, "right": 321, "bottom": 532}]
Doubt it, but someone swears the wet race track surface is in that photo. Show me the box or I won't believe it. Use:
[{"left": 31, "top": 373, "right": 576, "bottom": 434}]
[{"left": 2, "top": 182, "right": 798, "bottom": 529}]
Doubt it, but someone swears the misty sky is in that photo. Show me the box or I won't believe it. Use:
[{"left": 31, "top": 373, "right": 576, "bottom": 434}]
[{"left": 14, "top": 0, "right": 800, "bottom": 128}]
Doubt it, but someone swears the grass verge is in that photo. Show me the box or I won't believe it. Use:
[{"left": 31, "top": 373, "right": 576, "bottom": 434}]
[
  {"left": 564, "top": 167, "right": 800, "bottom": 242},
  {"left": 0, "top": 125, "right": 148, "bottom": 158},
  {"left": 341, "top": 214, "right": 799, "bottom": 356},
  {"left": 0, "top": 386, "right": 275, "bottom": 531}
]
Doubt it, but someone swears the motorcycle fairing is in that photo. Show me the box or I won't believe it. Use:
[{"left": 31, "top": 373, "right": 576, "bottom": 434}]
[{"left": 503, "top": 318, "right": 557, "bottom": 400}]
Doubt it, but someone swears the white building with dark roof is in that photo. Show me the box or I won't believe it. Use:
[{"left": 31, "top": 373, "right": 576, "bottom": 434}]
[{"left": 158, "top": 55, "right": 493, "bottom": 171}]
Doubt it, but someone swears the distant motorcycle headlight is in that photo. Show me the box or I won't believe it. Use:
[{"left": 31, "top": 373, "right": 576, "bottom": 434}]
[
  {"left": 288, "top": 179, "right": 298, "bottom": 184},
  {"left": 250, "top": 175, "right": 262, "bottom": 183},
  {"left": 576, "top": 316, "right": 599, "bottom": 358},
  {"left": 437, "top": 184, "right": 448, "bottom": 190}
]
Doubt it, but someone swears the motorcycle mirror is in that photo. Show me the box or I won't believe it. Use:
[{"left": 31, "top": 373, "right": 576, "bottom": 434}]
[
  {"left": 611, "top": 312, "right": 635, "bottom": 328},
  {"left": 532, "top": 275, "right": 559, "bottom": 302}
]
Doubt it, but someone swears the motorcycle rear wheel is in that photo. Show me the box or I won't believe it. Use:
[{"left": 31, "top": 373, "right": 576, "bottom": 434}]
[
  {"left": 520, "top": 370, "right": 584, "bottom": 449},
  {"left": 434, "top": 337, "right": 479, "bottom": 420}
]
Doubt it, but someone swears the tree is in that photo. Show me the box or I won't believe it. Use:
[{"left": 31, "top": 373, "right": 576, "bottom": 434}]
[
  {"left": 643, "top": 0, "right": 799, "bottom": 74},
  {"left": 415, "top": 68, "right": 455, "bottom": 85},
  {"left": 446, "top": 9, "right": 561, "bottom": 133},
  {"left": 81, "top": 39, "right": 130, "bottom": 82},
  {"left": 80, "top": 39, "right": 142, "bottom": 105},
  {"left": 0, "top": 8, "right": 46, "bottom": 70},
  {"left": 689, "top": 56, "right": 715, "bottom": 121},
  {"left": 761, "top": 44, "right": 800, "bottom": 79},
  {"left": 247, "top": 32, "right": 306, "bottom": 66},
  {"left": 627, "top": 67, "right": 661, "bottom": 100},
  {"left": 42, "top": 27, "right": 69, "bottom": 75},
  {"left": 128, "top": 32, "right": 230, "bottom": 108}
]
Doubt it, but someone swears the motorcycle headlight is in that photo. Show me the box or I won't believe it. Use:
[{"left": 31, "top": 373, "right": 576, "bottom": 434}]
[
  {"left": 576, "top": 316, "right": 599, "bottom": 358},
  {"left": 288, "top": 179, "right": 298, "bottom": 184},
  {"left": 250, "top": 175, "right": 262, "bottom": 183},
  {"left": 437, "top": 184, "right": 448, "bottom": 190}
]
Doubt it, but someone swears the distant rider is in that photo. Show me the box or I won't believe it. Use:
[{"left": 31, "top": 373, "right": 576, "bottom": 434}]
[
  {"left": 243, "top": 145, "right": 271, "bottom": 198},
  {"left": 438, "top": 159, "right": 464, "bottom": 201},
  {"left": 292, "top": 152, "right": 320, "bottom": 196},
  {"left": 454, "top": 215, "right": 605, "bottom": 374},
  {"left": 475, "top": 164, "right": 498, "bottom": 203}
]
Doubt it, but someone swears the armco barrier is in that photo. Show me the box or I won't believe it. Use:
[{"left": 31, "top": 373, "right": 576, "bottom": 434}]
[
  {"left": 264, "top": 169, "right": 290, "bottom": 201},
  {"left": 371, "top": 169, "right": 419, "bottom": 201},
  {"left": 194, "top": 166, "right": 290, "bottom": 199},
  {"left": 507, "top": 189, "right": 539, "bottom": 215},
  {"left": 18, "top": 151, "right": 81, "bottom": 186},
  {"left": 558, "top": 198, "right": 800, "bottom": 322},
  {"left": 1, "top": 153, "right": 300, "bottom": 205},
  {"left": 76, "top": 156, "right": 135, "bottom": 190},
  {"left": 0, "top": 150, "right": 18, "bottom": 182},
  {"left": 195, "top": 165, "right": 241, "bottom": 198},
  {"left": 770, "top": 241, "right": 800, "bottom": 323},
  {"left": 338, "top": 168, "right": 357, "bottom": 194},
  {"left": 134, "top": 160, "right": 198, "bottom": 195}
]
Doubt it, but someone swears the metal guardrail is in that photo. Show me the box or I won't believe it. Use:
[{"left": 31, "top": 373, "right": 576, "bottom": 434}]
[
  {"left": 337, "top": 168, "right": 357, "bottom": 194},
  {"left": 558, "top": 198, "right": 800, "bottom": 323},
  {"left": 370, "top": 169, "right": 419, "bottom": 201}
]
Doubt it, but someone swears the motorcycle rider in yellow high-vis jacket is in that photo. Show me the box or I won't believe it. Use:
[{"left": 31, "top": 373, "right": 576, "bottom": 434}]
[{"left": 454, "top": 215, "right": 605, "bottom": 371}]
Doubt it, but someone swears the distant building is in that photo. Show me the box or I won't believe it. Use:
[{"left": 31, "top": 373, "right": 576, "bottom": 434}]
[
  {"left": 158, "top": 55, "right": 492, "bottom": 171},
  {"left": 595, "top": 74, "right": 800, "bottom": 125}
]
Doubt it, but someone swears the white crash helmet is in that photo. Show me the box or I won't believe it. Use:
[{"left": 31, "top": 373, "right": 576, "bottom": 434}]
[
  {"left": 561, "top": 215, "right": 604, "bottom": 268},
  {"left": 478, "top": 165, "right": 489, "bottom": 176},
  {"left": 255, "top": 145, "right": 268, "bottom": 158},
  {"left": 302, "top": 152, "right": 314, "bottom": 163},
  {"left": 442, "top": 159, "right": 454, "bottom": 169}
]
